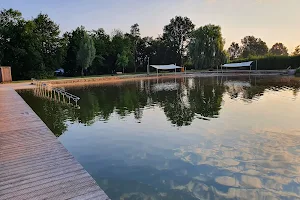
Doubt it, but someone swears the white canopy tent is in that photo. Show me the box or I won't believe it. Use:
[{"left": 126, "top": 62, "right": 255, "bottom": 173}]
[
  {"left": 150, "top": 64, "right": 182, "bottom": 70},
  {"left": 220, "top": 61, "right": 257, "bottom": 72},
  {"left": 150, "top": 64, "right": 182, "bottom": 75},
  {"left": 222, "top": 61, "right": 253, "bottom": 68}
]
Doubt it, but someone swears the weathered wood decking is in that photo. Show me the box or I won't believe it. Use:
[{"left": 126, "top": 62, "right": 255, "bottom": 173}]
[{"left": 0, "top": 87, "right": 110, "bottom": 200}]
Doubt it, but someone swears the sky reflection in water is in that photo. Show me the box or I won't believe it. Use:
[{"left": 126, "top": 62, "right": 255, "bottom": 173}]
[{"left": 19, "top": 76, "right": 300, "bottom": 200}]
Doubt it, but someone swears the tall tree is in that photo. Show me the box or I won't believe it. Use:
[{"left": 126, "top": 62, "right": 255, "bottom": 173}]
[
  {"left": 0, "top": 9, "right": 26, "bottom": 78},
  {"left": 269, "top": 43, "right": 288, "bottom": 56},
  {"left": 76, "top": 32, "right": 96, "bottom": 76},
  {"left": 116, "top": 50, "right": 129, "bottom": 73},
  {"left": 111, "top": 30, "right": 133, "bottom": 73},
  {"left": 163, "top": 16, "right": 195, "bottom": 65},
  {"left": 0, "top": 9, "right": 64, "bottom": 79},
  {"left": 188, "top": 24, "right": 227, "bottom": 69},
  {"left": 292, "top": 45, "right": 300, "bottom": 56},
  {"left": 130, "top": 23, "right": 140, "bottom": 73},
  {"left": 64, "top": 26, "right": 86, "bottom": 76},
  {"left": 227, "top": 42, "right": 241, "bottom": 60},
  {"left": 135, "top": 37, "right": 148, "bottom": 71},
  {"left": 90, "top": 28, "right": 111, "bottom": 74},
  {"left": 54, "top": 33, "right": 69, "bottom": 71},
  {"left": 241, "top": 36, "right": 268, "bottom": 58},
  {"left": 32, "top": 13, "right": 61, "bottom": 71},
  {"left": 130, "top": 23, "right": 140, "bottom": 37}
]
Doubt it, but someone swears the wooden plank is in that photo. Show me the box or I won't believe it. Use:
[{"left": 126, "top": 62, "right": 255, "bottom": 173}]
[{"left": 0, "top": 87, "right": 110, "bottom": 200}]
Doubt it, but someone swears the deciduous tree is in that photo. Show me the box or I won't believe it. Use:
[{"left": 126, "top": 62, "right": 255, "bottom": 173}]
[
  {"left": 292, "top": 45, "right": 300, "bottom": 56},
  {"left": 163, "top": 16, "right": 195, "bottom": 65},
  {"left": 76, "top": 32, "right": 96, "bottom": 76},
  {"left": 0, "top": 9, "right": 64, "bottom": 79},
  {"left": 90, "top": 28, "right": 111, "bottom": 74},
  {"left": 116, "top": 50, "right": 129, "bottom": 73},
  {"left": 111, "top": 30, "right": 133, "bottom": 73},
  {"left": 241, "top": 36, "right": 268, "bottom": 58},
  {"left": 64, "top": 26, "right": 86, "bottom": 76},
  {"left": 269, "top": 43, "right": 288, "bottom": 56},
  {"left": 227, "top": 42, "right": 241, "bottom": 60},
  {"left": 130, "top": 23, "right": 140, "bottom": 72},
  {"left": 189, "top": 24, "right": 227, "bottom": 69}
]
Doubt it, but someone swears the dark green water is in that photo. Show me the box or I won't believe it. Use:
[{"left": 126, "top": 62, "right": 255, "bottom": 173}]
[{"left": 19, "top": 76, "right": 300, "bottom": 200}]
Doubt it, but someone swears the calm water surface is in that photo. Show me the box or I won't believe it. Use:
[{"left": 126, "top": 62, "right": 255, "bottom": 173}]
[{"left": 19, "top": 76, "right": 300, "bottom": 200}]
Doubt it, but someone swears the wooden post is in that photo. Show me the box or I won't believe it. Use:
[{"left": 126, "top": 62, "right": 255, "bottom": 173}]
[
  {"left": 256, "top": 60, "right": 258, "bottom": 71},
  {"left": 147, "top": 57, "right": 150, "bottom": 75}
]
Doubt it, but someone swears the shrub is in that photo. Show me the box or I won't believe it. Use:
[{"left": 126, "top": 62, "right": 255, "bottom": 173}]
[
  {"left": 184, "top": 60, "right": 194, "bottom": 70},
  {"left": 24, "top": 70, "right": 55, "bottom": 80},
  {"left": 295, "top": 68, "right": 300, "bottom": 76},
  {"left": 230, "top": 55, "right": 300, "bottom": 70}
]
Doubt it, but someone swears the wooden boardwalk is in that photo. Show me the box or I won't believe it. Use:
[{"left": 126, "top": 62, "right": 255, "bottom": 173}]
[{"left": 0, "top": 87, "right": 110, "bottom": 200}]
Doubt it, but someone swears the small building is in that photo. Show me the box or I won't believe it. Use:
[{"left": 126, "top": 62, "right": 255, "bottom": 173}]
[{"left": 0, "top": 66, "right": 12, "bottom": 83}]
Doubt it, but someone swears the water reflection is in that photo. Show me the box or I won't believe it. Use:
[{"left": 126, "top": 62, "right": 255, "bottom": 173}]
[
  {"left": 19, "top": 76, "right": 300, "bottom": 136},
  {"left": 18, "top": 76, "right": 300, "bottom": 200}
]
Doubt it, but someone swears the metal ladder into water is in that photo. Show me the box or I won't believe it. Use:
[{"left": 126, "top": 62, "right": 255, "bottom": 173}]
[{"left": 32, "top": 79, "right": 80, "bottom": 107}]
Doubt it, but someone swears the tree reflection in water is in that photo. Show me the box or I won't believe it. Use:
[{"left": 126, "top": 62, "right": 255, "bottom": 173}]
[{"left": 19, "top": 76, "right": 300, "bottom": 137}]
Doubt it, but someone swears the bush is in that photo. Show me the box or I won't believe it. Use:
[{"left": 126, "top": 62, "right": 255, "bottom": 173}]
[
  {"left": 295, "top": 68, "right": 300, "bottom": 76},
  {"left": 184, "top": 60, "right": 194, "bottom": 70},
  {"left": 231, "top": 55, "right": 300, "bottom": 70},
  {"left": 24, "top": 70, "right": 55, "bottom": 80}
]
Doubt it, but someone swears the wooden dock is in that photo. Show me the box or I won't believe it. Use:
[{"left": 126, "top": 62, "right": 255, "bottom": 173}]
[{"left": 0, "top": 87, "right": 110, "bottom": 200}]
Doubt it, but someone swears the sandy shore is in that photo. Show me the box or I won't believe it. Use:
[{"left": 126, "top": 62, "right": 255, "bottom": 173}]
[
  {"left": 0, "top": 71, "right": 287, "bottom": 90},
  {"left": 47, "top": 74, "right": 190, "bottom": 87},
  {"left": 0, "top": 73, "right": 185, "bottom": 89}
]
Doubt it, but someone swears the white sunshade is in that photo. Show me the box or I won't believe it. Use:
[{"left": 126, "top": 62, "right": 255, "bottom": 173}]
[
  {"left": 222, "top": 61, "right": 253, "bottom": 68},
  {"left": 150, "top": 64, "right": 182, "bottom": 70}
]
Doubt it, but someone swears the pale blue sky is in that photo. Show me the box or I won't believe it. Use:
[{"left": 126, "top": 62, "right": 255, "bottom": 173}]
[{"left": 2, "top": 0, "right": 299, "bottom": 52}]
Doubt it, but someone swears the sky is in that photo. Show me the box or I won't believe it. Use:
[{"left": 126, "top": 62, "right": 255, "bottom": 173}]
[{"left": 1, "top": 0, "right": 299, "bottom": 53}]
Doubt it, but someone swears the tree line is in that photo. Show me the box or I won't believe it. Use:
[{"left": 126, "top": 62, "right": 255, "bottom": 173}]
[
  {"left": 227, "top": 37, "right": 300, "bottom": 60},
  {"left": 1, "top": 8, "right": 299, "bottom": 80}
]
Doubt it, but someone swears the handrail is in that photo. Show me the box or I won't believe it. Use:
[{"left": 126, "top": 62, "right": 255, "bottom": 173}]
[
  {"left": 32, "top": 79, "right": 80, "bottom": 107},
  {"left": 53, "top": 88, "right": 80, "bottom": 101}
]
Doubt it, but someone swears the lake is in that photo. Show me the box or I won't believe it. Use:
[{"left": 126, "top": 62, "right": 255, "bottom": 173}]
[{"left": 19, "top": 75, "right": 300, "bottom": 200}]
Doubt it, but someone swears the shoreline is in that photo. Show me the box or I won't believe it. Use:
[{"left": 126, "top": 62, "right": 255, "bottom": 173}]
[{"left": 1, "top": 71, "right": 289, "bottom": 90}]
